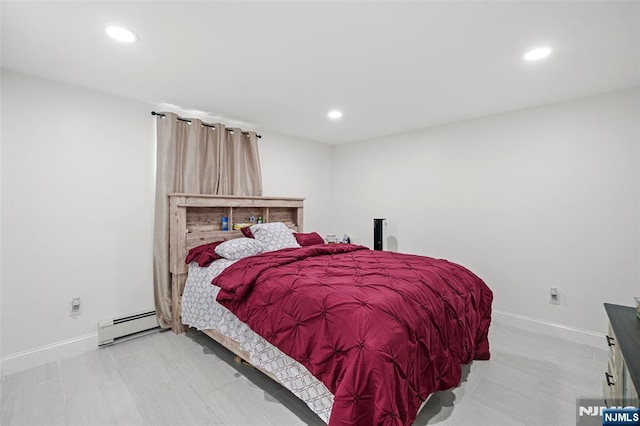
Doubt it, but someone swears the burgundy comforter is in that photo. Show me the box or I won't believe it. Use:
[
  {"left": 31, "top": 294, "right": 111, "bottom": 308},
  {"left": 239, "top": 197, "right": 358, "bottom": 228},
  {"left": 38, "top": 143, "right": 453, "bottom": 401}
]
[{"left": 214, "top": 244, "right": 492, "bottom": 425}]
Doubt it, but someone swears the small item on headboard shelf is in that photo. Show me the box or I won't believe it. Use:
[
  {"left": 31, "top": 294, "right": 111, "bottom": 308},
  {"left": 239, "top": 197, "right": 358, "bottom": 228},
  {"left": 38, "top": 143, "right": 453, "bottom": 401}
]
[
  {"left": 221, "top": 216, "right": 229, "bottom": 231},
  {"left": 233, "top": 223, "right": 251, "bottom": 230},
  {"left": 257, "top": 216, "right": 263, "bottom": 224},
  {"left": 326, "top": 234, "right": 338, "bottom": 244}
]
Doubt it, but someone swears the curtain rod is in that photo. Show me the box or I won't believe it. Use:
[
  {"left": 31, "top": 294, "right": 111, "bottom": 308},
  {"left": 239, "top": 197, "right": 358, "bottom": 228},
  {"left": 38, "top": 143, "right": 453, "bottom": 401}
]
[{"left": 151, "top": 111, "right": 261, "bottom": 138}]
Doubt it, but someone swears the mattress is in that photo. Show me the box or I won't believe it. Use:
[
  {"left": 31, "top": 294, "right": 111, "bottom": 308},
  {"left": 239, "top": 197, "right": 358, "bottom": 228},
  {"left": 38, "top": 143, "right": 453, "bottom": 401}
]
[{"left": 181, "top": 259, "right": 334, "bottom": 422}]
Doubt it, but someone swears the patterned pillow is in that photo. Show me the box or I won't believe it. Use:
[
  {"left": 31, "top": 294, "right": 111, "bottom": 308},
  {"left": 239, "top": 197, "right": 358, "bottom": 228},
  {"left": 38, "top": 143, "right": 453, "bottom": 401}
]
[
  {"left": 250, "top": 222, "right": 300, "bottom": 252},
  {"left": 214, "top": 238, "right": 264, "bottom": 260}
]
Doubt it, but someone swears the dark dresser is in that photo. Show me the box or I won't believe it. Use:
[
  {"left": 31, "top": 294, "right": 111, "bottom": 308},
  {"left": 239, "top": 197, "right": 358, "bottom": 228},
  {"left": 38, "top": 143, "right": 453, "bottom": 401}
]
[{"left": 603, "top": 303, "right": 640, "bottom": 407}]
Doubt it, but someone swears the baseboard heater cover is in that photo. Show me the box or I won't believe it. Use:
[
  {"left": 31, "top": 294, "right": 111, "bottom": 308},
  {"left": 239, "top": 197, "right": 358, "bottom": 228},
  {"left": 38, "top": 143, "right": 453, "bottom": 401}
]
[{"left": 98, "top": 310, "right": 160, "bottom": 347}]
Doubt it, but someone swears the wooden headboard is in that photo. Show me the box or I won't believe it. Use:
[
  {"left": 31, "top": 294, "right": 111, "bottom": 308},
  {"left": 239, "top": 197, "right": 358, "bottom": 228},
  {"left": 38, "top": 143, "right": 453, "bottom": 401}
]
[{"left": 168, "top": 193, "right": 304, "bottom": 333}]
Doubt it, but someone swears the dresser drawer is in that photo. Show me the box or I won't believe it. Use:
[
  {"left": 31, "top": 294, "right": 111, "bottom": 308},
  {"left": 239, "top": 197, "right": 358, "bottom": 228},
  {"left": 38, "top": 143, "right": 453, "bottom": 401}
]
[
  {"left": 606, "top": 324, "right": 624, "bottom": 378},
  {"left": 609, "top": 358, "right": 625, "bottom": 402},
  {"left": 604, "top": 377, "right": 614, "bottom": 407}
]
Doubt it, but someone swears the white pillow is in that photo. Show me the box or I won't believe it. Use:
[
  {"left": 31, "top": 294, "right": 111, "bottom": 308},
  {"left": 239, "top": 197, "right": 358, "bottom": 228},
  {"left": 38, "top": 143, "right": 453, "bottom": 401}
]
[
  {"left": 214, "top": 238, "right": 264, "bottom": 260},
  {"left": 250, "top": 222, "right": 300, "bottom": 252}
]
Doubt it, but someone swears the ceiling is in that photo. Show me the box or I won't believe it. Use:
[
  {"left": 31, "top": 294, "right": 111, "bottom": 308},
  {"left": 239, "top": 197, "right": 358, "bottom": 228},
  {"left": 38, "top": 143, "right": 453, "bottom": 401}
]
[{"left": 2, "top": 1, "right": 639, "bottom": 145}]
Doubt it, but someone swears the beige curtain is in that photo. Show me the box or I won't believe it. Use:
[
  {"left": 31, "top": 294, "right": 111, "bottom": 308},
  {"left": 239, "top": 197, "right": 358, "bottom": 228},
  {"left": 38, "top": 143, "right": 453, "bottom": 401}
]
[
  {"left": 153, "top": 112, "right": 262, "bottom": 328},
  {"left": 217, "top": 128, "right": 263, "bottom": 195}
]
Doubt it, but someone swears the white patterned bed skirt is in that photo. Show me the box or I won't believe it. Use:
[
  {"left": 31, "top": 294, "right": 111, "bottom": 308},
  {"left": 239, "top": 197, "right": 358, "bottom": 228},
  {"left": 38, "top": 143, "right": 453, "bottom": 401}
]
[{"left": 181, "top": 260, "right": 334, "bottom": 423}]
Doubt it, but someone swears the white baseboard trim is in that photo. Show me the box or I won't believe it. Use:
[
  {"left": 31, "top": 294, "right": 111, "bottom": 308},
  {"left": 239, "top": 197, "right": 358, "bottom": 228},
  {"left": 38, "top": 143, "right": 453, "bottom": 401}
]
[
  {"left": 0, "top": 333, "right": 98, "bottom": 377},
  {"left": 493, "top": 309, "right": 607, "bottom": 350},
  {"left": 0, "top": 313, "right": 606, "bottom": 377}
]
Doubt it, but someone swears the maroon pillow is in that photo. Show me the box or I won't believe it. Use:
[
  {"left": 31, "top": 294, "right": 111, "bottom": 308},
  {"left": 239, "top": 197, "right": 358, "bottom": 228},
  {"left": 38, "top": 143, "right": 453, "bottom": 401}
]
[
  {"left": 240, "top": 226, "right": 254, "bottom": 238},
  {"left": 294, "top": 232, "right": 325, "bottom": 246},
  {"left": 185, "top": 241, "right": 224, "bottom": 267}
]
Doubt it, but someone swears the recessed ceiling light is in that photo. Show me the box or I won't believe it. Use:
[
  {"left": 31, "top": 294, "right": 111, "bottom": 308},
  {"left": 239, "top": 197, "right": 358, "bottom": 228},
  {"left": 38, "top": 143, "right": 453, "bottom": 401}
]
[
  {"left": 105, "top": 26, "right": 138, "bottom": 43},
  {"left": 524, "top": 46, "right": 552, "bottom": 61},
  {"left": 328, "top": 110, "right": 343, "bottom": 119}
]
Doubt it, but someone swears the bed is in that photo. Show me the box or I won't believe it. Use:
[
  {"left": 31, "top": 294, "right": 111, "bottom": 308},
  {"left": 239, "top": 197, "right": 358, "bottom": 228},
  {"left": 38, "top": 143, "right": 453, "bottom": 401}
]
[{"left": 168, "top": 194, "right": 493, "bottom": 425}]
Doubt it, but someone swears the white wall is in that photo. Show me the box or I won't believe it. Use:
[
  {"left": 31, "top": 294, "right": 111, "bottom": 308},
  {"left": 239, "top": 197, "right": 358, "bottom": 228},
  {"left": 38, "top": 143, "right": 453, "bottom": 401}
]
[
  {"left": 1, "top": 70, "right": 157, "bottom": 365},
  {"left": 0, "top": 70, "right": 334, "bottom": 373},
  {"left": 333, "top": 89, "right": 640, "bottom": 335},
  {"left": 260, "top": 130, "right": 333, "bottom": 237}
]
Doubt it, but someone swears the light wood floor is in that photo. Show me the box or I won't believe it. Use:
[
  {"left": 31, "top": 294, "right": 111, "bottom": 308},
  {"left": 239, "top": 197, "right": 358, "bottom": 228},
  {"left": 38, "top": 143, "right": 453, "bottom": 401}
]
[{"left": 0, "top": 320, "right": 607, "bottom": 425}]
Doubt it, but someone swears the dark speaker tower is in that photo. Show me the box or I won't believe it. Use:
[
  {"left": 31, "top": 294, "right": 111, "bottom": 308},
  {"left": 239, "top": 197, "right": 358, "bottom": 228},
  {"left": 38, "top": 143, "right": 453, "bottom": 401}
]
[{"left": 374, "top": 218, "right": 385, "bottom": 251}]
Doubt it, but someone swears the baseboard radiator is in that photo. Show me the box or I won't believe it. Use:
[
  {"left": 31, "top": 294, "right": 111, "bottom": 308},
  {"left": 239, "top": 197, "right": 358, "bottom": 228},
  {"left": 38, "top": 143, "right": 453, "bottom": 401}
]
[{"left": 98, "top": 310, "right": 160, "bottom": 347}]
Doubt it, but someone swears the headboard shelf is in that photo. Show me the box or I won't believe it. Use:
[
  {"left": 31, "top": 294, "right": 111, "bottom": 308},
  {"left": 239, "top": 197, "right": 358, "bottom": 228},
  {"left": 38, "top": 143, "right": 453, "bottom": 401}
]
[
  {"left": 168, "top": 193, "right": 304, "bottom": 333},
  {"left": 169, "top": 193, "right": 304, "bottom": 208}
]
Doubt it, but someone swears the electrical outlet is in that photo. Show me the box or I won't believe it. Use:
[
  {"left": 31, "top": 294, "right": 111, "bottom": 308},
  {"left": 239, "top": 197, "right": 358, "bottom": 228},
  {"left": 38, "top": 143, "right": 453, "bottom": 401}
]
[
  {"left": 70, "top": 297, "right": 82, "bottom": 317},
  {"left": 549, "top": 288, "right": 559, "bottom": 305}
]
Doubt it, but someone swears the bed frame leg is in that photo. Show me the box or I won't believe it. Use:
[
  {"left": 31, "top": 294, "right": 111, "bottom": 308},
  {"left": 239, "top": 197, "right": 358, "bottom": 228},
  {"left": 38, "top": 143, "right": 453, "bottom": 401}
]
[{"left": 234, "top": 355, "right": 253, "bottom": 367}]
